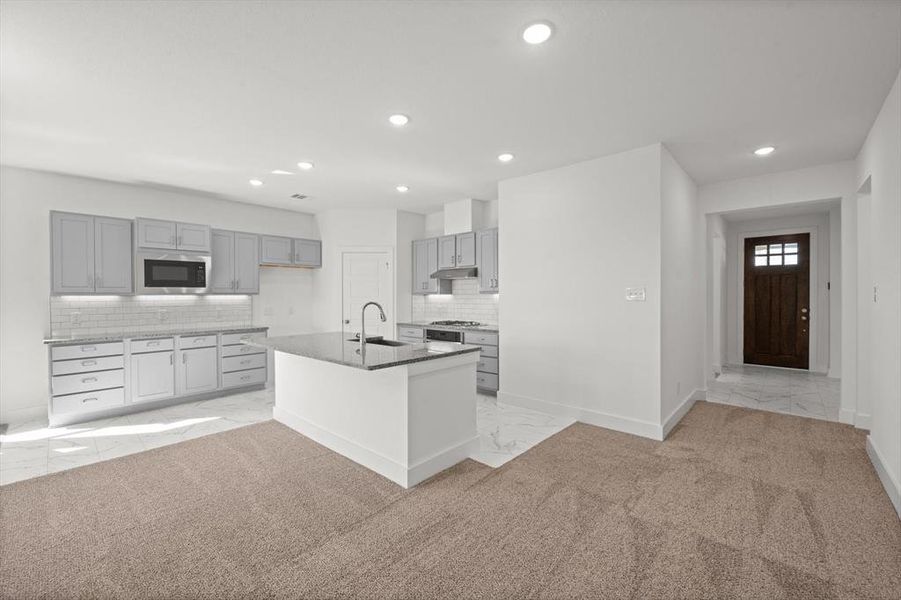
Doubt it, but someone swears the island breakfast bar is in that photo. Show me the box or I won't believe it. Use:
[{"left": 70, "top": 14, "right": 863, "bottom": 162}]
[{"left": 248, "top": 333, "right": 481, "bottom": 488}]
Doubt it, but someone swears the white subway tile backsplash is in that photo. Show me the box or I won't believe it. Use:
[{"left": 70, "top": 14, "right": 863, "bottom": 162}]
[
  {"left": 50, "top": 296, "right": 252, "bottom": 337},
  {"left": 411, "top": 279, "right": 498, "bottom": 324}
]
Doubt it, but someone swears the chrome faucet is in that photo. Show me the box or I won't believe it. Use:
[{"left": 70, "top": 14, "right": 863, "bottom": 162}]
[{"left": 360, "top": 301, "right": 387, "bottom": 353}]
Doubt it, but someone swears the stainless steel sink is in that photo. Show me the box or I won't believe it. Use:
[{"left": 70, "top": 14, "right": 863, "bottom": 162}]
[{"left": 347, "top": 336, "right": 408, "bottom": 347}]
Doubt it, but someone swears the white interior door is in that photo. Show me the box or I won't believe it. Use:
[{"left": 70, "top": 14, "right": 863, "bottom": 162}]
[{"left": 342, "top": 250, "right": 392, "bottom": 338}]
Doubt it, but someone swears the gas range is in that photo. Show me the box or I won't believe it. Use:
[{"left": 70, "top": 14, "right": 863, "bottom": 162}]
[{"left": 429, "top": 320, "right": 482, "bottom": 328}]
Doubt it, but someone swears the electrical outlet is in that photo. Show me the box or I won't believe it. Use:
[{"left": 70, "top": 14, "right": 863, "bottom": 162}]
[
  {"left": 70, "top": 311, "right": 81, "bottom": 325},
  {"left": 625, "top": 287, "right": 647, "bottom": 302}
]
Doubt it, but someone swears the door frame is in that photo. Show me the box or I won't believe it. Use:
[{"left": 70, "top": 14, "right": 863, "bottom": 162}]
[
  {"left": 737, "top": 226, "right": 819, "bottom": 372},
  {"left": 339, "top": 245, "right": 396, "bottom": 336}
]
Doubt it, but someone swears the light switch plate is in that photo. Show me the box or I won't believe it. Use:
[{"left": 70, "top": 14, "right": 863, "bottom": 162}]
[{"left": 626, "top": 287, "right": 647, "bottom": 302}]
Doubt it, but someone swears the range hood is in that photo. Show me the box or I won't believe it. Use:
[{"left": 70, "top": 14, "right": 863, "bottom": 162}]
[{"left": 430, "top": 266, "right": 478, "bottom": 280}]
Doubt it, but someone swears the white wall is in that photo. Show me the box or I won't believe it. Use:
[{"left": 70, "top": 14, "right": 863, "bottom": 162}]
[
  {"left": 0, "top": 166, "right": 318, "bottom": 423},
  {"left": 395, "top": 210, "right": 426, "bottom": 324},
  {"left": 722, "top": 211, "right": 833, "bottom": 373},
  {"left": 706, "top": 214, "right": 728, "bottom": 376},
  {"left": 660, "top": 147, "right": 704, "bottom": 426},
  {"left": 855, "top": 69, "right": 901, "bottom": 513},
  {"left": 498, "top": 144, "right": 664, "bottom": 439}
]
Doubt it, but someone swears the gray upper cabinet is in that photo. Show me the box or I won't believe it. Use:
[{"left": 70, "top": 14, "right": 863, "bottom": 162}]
[
  {"left": 477, "top": 228, "right": 499, "bottom": 293},
  {"left": 293, "top": 239, "right": 322, "bottom": 267},
  {"left": 234, "top": 232, "right": 260, "bottom": 292},
  {"left": 412, "top": 238, "right": 450, "bottom": 295},
  {"left": 210, "top": 230, "right": 236, "bottom": 293},
  {"left": 176, "top": 222, "right": 211, "bottom": 252},
  {"left": 260, "top": 235, "right": 294, "bottom": 265},
  {"left": 438, "top": 235, "right": 457, "bottom": 269},
  {"left": 136, "top": 218, "right": 210, "bottom": 252},
  {"left": 211, "top": 229, "right": 260, "bottom": 293},
  {"left": 136, "top": 218, "right": 176, "bottom": 249},
  {"left": 51, "top": 211, "right": 132, "bottom": 295},
  {"left": 456, "top": 232, "right": 476, "bottom": 267},
  {"left": 51, "top": 212, "right": 95, "bottom": 294},
  {"left": 94, "top": 217, "right": 133, "bottom": 293}
]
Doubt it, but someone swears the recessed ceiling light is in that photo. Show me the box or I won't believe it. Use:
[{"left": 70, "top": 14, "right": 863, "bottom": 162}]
[
  {"left": 297, "top": 161, "right": 314, "bottom": 170},
  {"left": 249, "top": 179, "right": 263, "bottom": 187},
  {"left": 396, "top": 185, "right": 409, "bottom": 193},
  {"left": 498, "top": 153, "right": 515, "bottom": 163},
  {"left": 754, "top": 146, "right": 776, "bottom": 156},
  {"left": 271, "top": 169, "right": 293, "bottom": 175},
  {"left": 389, "top": 114, "right": 410, "bottom": 127},
  {"left": 522, "top": 21, "right": 553, "bottom": 45}
]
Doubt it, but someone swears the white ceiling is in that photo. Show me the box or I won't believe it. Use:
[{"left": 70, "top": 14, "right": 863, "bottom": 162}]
[{"left": 1, "top": 1, "right": 899, "bottom": 214}]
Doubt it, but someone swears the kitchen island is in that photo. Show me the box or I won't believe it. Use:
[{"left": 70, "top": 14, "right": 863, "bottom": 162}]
[{"left": 248, "top": 332, "right": 481, "bottom": 488}]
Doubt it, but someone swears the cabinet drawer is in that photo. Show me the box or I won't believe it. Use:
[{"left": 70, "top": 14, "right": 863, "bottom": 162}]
[
  {"left": 479, "top": 345, "right": 498, "bottom": 358},
  {"left": 51, "top": 355, "right": 124, "bottom": 376},
  {"left": 52, "top": 369, "right": 124, "bottom": 396},
  {"left": 398, "top": 336, "right": 424, "bottom": 344},
  {"left": 221, "top": 343, "right": 266, "bottom": 358},
  {"left": 222, "top": 368, "right": 266, "bottom": 388},
  {"left": 398, "top": 327, "right": 424, "bottom": 340},
  {"left": 52, "top": 387, "right": 125, "bottom": 415},
  {"left": 130, "top": 338, "right": 174, "bottom": 353},
  {"left": 51, "top": 341, "right": 124, "bottom": 361},
  {"left": 222, "top": 353, "right": 267, "bottom": 373},
  {"left": 476, "top": 372, "right": 499, "bottom": 391},
  {"left": 464, "top": 332, "right": 498, "bottom": 346},
  {"left": 477, "top": 357, "right": 499, "bottom": 374},
  {"left": 179, "top": 334, "right": 217, "bottom": 349},
  {"left": 221, "top": 331, "right": 266, "bottom": 346}
]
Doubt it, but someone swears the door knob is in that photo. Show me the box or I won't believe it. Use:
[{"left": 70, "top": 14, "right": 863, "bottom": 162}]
[
  {"left": 344, "top": 319, "right": 350, "bottom": 324},
  {"left": 801, "top": 308, "right": 808, "bottom": 313}
]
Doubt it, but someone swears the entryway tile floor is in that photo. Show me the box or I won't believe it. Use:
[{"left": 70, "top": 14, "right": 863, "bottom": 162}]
[
  {"left": 707, "top": 364, "right": 840, "bottom": 422},
  {"left": 1, "top": 389, "right": 572, "bottom": 485}
]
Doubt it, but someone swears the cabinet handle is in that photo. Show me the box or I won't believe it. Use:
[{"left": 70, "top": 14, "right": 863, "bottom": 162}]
[
  {"left": 170, "top": 235, "right": 175, "bottom": 245},
  {"left": 81, "top": 376, "right": 98, "bottom": 383},
  {"left": 169, "top": 354, "right": 173, "bottom": 365},
  {"left": 81, "top": 397, "right": 99, "bottom": 403},
  {"left": 81, "top": 360, "right": 97, "bottom": 366},
  {"left": 88, "top": 275, "right": 94, "bottom": 288},
  {"left": 457, "top": 254, "right": 462, "bottom": 262},
  {"left": 177, "top": 236, "right": 183, "bottom": 246},
  {"left": 182, "top": 353, "right": 187, "bottom": 364},
  {"left": 236, "top": 279, "right": 240, "bottom": 289},
  {"left": 147, "top": 340, "right": 160, "bottom": 346},
  {"left": 240, "top": 346, "right": 251, "bottom": 353},
  {"left": 240, "top": 375, "right": 250, "bottom": 381},
  {"left": 81, "top": 346, "right": 96, "bottom": 352},
  {"left": 240, "top": 359, "right": 251, "bottom": 365},
  {"left": 194, "top": 337, "right": 206, "bottom": 342}
]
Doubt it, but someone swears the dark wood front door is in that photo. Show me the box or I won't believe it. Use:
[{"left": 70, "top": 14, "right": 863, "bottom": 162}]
[{"left": 743, "top": 233, "right": 810, "bottom": 369}]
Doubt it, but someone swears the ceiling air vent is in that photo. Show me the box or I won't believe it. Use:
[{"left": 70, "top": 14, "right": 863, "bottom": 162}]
[{"left": 290, "top": 193, "right": 308, "bottom": 200}]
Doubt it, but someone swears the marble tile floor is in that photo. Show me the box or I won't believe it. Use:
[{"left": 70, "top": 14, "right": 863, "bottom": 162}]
[
  {"left": 706, "top": 364, "right": 840, "bottom": 422},
  {"left": 1, "top": 389, "right": 573, "bottom": 485}
]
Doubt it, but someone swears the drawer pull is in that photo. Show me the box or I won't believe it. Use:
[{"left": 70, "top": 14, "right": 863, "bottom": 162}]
[
  {"left": 240, "top": 347, "right": 251, "bottom": 353},
  {"left": 81, "top": 360, "right": 97, "bottom": 367},
  {"left": 241, "top": 375, "right": 250, "bottom": 381},
  {"left": 81, "top": 376, "right": 98, "bottom": 383},
  {"left": 147, "top": 340, "right": 160, "bottom": 346},
  {"left": 81, "top": 397, "right": 99, "bottom": 403},
  {"left": 240, "top": 359, "right": 251, "bottom": 365},
  {"left": 81, "top": 346, "right": 96, "bottom": 352},
  {"left": 193, "top": 337, "right": 206, "bottom": 342}
]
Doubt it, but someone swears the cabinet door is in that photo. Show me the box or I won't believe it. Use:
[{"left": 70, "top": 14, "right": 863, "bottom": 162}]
[
  {"left": 437, "top": 235, "right": 457, "bottom": 269},
  {"left": 178, "top": 347, "right": 218, "bottom": 395},
  {"left": 209, "top": 230, "right": 235, "bottom": 293},
  {"left": 425, "top": 237, "right": 441, "bottom": 293},
  {"left": 94, "top": 217, "right": 133, "bottom": 293},
  {"left": 491, "top": 229, "right": 499, "bottom": 292},
  {"left": 477, "top": 229, "right": 499, "bottom": 293},
  {"left": 456, "top": 232, "right": 476, "bottom": 267},
  {"left": 176, "top": 222, "right": 211, "bottom": 252},
  {"left": 293, "top": 239, "right": 322, "bottom": 267},
  {"left": 234, "top": 232, "right": 260, "bottom": 293},
  {"left": 260, "top": 236, "right": 293, "bottom": 265},
  {"left": 51, "top": 212, "right": 95, "bottom": 293},
  {"left": 136, "top": 218, "right": 177, "bottom": 249},
  {"left": 130, "top": 351, "right": 175, "bottom": 403},
  {"left": 412, "top": 240, "right": 428, "bottom": 294}
]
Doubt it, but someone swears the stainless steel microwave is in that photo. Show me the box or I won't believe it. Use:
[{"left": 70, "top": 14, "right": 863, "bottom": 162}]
[{"left": 135, "top": 251, "right": 211, "bottom": 294}]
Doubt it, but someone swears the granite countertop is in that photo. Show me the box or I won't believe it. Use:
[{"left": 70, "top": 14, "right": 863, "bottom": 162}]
[
  {"left": 43, "top": 326, "right": 269, "bottom": 346},
  {"left": 397, "top": 321, "right": 499, "bottom": 333},
  {"left": 248, "top": 332, "right": 481, "bottom": 371}
]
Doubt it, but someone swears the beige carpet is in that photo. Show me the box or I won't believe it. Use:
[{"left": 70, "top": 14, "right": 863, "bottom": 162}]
[{"left": 1, "top": 401, "right": 899, "bottom": 599}]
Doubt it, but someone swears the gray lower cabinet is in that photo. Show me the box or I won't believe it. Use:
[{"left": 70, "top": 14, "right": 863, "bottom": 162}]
[
  {"left": 130, "top": 348, "right": 176, "bottom": 403},
  {"left": 220, "top": 331, "right": 267, "bottom": 387},
  {"left": 464, "top": 331, "right": 499, "bottom": 392},
  {"left": 177, "top": 346, "right": 218, "bottom": 395},
  {"left": 476, "top": 228, "right": 499, "bottom": 293},
  {"left": 211, "top": 230, "right": 260, "bottom": 293},
  {"left": 51, "top": 211, "right": 133, "bottom": 295}
]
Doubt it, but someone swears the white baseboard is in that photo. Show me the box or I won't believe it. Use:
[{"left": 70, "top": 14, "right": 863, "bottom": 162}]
[
  {"left": 839, "top": 408, "right": 856, "bottom": 425},
  {"left": 274, "top": 405, "right": 477, "bottom": 489},
  {"left": 855, "top": 412, "right": 872, "bottom": 430},
  {"left": 866, "top": 436, "right": 901, "bottom": 519},
  {"left": 662, "top": 389, "right": 705, "bottom": 439},
  {"left": 498, "top": 390, "right": 664, "bottom": 441},
  {"left": 826, "top": 368, "right": 840, "bottom": 379}
]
